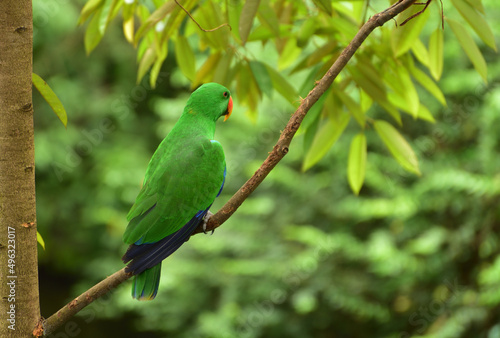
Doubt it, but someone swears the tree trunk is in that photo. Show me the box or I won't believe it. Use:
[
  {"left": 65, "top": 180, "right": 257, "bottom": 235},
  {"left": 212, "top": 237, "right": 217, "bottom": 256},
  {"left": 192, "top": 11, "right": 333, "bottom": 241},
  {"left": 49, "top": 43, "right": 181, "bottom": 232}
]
[{"left": 0, "top": 1, "right": 40, "bottom": 337}]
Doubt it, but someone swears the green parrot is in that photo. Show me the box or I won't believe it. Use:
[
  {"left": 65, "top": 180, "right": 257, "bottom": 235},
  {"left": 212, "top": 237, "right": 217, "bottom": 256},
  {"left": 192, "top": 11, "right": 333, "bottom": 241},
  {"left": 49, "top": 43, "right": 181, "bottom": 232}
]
[{"left": 122, "top": 83, "right": 233, "bottom": 300}]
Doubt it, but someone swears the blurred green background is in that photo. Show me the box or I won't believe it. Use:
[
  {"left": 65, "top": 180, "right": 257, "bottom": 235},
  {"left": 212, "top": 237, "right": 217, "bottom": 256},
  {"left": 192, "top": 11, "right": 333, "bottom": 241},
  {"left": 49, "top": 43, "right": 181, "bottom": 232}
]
[{"left": 33, "top": 0, "right": 500, "bottom": 337}]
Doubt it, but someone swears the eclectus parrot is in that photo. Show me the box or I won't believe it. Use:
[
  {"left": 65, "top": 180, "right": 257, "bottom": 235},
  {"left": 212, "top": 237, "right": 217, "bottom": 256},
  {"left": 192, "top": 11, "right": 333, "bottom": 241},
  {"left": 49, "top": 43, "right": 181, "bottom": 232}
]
[{"left": 122, "top": 83, "right": 233, "bottom": 300}]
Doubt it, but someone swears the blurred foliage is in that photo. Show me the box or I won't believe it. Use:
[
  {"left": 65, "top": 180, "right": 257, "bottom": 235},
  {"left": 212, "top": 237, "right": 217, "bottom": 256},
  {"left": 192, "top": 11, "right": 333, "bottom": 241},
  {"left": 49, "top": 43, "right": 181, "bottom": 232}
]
[
  {"left": 32, "top": 0, "right": 500, "bottom": 337},
  {"left": 76, "top": 0, "right": 497, "bottom": 193}
]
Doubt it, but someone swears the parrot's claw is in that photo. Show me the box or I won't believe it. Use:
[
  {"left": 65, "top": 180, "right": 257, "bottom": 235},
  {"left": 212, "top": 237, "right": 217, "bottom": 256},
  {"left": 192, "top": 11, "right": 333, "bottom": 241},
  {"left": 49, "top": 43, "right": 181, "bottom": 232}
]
[{"left": 202, "top": 211, "right": 215, "bottom": 235}]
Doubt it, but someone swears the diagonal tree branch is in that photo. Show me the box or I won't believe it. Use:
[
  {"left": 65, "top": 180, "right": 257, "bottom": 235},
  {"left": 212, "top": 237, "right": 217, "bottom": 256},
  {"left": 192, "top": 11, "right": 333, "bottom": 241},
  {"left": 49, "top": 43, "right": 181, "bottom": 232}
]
[{"left": 41, "top": 0, "right": 417, "bottom": 335}]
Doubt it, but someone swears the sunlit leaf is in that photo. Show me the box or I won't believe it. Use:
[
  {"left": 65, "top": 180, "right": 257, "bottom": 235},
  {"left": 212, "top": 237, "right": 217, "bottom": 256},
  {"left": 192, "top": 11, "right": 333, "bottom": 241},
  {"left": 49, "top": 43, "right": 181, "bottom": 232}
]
[
  {"left": 337, "top": 91, "right": 365, "bottom": 129},
  {"left": 175, "top": 35, "right": 196, "bottom": 81},
  {"left": 264, "top": 64, "right": 299, "bottom": 105},
  {"left": 411, "top": 38, "right": 429, "bottom": 67},
  {"left": 237, "top": 63, "right": 252, "bottom": 104},
  {"left": 302, "top": 114, "right": 350, "bottom": 172},
  {"left": 451, "top": 0, "right": 496, "bottom": 51},
  {"left": 78, "top": 0, "right": 103, "bottom": 25},
  {"left": 258, "top": 1, "right": 280, "bottom": 37},
  {"left": 397, "top": 65, "right": 419, "bottom": 117},
  {"left": 409, "top": 61, "right": 446, "bottom": 106},
  {"left": 137, "top": 46, "right": 156, "bottom": 84},
  {"left": 84, "top": 8, "right": 104, "bottom": 54},
  {"left": 213, "top": 51, "right": 234, "bottom": 87},
  {"left": 297, "top": 18, "right": 317, "bottom": 48},
  {"left": 373, "top": 120, "right": 420, "bottom": 175},
  {"left": 447, "top": 18, "right": 488, "bottom": 83},
  {"left": 392, "top": 5, "right": 430, "bottom": 57},
  {"left": 278, "top": 38, "right": 302, "bottom": 70},
  {"left": 134, "top": 1, "right": 176, "bottom": 45},
  {"left": 32, "top": 73, "right": 68, "bottom": 127},
  {"left": 312, "top": 0, "right": 333, "bottom": 15},
  {"left": 194, "top": 52, "right": 221, "bottom": 88},
  {"left": 347, "top": 133, "right": 367, "bottom": 195},
  {"left": 98, "top": 0, "right": 114, "bottom": 35},
  {"left": 150, "top": 43, "right": 168, "bottom": 88},
  {"left": 428, "top": 28, "right": 443, "bottom": 80},
  {"left": 465, "top": 0, "right": 485, "bottom": 13},
  {"left": 306, "top": 41, "right": 337, "bottom": 68},
  {"left": 329, "top": 16, "right": 358, "bottom": 40},
  {"left": 37, "top": 231, "right": 45, "bottom": 250},
  {"left": 123, "top": 15, "right": 134, "bottom": 44},
  {"left": 239, "top": 0, "right": 260, "bottom": 45},
  {"left": 349, "top": 65, "right": 401, "bottom": 125},
  {"left": 416, "top": 104, "right": 435, "bottom": 123},
  {"left": 227, "top": 0, "right": 242, "bottom": 42},
  {"left": 249, "top": 61, "right": 273, "bottom": 98},
  {"left": 193, "top": 0, "right": 230, "bottom": 50}
]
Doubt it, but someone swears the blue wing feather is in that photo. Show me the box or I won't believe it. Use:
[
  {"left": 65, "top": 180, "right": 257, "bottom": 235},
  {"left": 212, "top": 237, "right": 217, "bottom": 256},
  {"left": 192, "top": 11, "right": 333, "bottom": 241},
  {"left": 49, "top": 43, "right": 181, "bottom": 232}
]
[{"left": 123, "top": 206, "right": 210, "bottom": 275}]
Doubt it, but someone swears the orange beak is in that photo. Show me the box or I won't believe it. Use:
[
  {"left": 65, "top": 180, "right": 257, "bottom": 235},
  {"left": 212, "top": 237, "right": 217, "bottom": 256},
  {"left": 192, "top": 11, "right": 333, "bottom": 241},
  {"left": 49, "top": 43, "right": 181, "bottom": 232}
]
[{"left": 224, "top": 96, "right": 233, "bottom": 122}]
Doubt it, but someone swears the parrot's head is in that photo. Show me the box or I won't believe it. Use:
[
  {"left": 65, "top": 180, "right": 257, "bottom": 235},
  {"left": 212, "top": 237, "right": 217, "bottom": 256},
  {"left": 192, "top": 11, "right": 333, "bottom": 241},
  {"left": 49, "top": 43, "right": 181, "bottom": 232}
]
[{"left": 187, "top": 82, "right": 233, "bottom": 122}]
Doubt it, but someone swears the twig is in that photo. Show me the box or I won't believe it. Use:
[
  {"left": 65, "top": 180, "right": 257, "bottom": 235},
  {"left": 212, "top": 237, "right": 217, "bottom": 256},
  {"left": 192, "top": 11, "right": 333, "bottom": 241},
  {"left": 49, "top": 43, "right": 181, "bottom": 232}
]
[
  {"left": 174, "top": 0, "right": 231, "bottom": 32},
  {"left": 42, "top": 0, "right": 417, "bottom": 335},
  {"left": 43, "top": 269, "right": 132, "bottom": 335}
]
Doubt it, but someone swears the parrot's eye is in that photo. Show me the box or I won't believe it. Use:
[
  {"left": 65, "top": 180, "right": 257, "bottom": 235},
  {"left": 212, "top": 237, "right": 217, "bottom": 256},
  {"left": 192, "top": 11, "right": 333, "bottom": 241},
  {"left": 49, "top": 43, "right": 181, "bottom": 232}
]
[{"left": 223, "top": 91, "right": 228, "bottom": 98}]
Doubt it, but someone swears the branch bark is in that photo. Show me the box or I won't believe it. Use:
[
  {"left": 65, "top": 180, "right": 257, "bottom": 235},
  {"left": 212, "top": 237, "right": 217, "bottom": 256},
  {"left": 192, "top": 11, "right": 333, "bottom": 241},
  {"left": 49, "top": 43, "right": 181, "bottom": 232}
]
[{"left": 42, "top": 0, "right": 417, "bottom": 334}]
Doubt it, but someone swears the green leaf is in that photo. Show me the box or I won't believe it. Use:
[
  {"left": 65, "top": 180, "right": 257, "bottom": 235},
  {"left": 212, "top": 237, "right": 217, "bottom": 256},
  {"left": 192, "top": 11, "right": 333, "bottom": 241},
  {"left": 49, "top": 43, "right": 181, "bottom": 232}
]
[
  {"left": 32, "top": 73, "right": 67, "bottom": 127},
  {"left": 428, "top": 28, "right": 443, "bottom": 81},
  {"left": 416, "top": 104, "right": 436, "bottom": 123},
  {"left": 349, "top": 64, "right": 401, "bottom": 125},
  {"left": 447, "top": 18, "right": 488, "bottom": 83},
  {"left": 84, "top": 8, "right": 104, "bottom": 54},
  {"left": 174, "top": 35, "right": 196, "bottom": 81},
  {"left": 347, "top": 133, "right": 367, "bottom": 195},
  {"left": 312, "top": 0, "right": 333, "bottom": 16},
  {"left": 98, "top": 0, "right": 114, "bottom": 35},
  {"left": 373, "top": 120, "right": 420, "bottom": 175},
  {"left": 297, "top": 18, "right": 317, "bottom": 48},
  {"left": 451, "top": 0, "right": 496, "bottom": 51},
  {"left": 383, "top": 62, "right": 419, "bottom": 118},
  {"left": 249, "top": 61, "right": 273, "bottom": 98},
  {"left": 411, "top": 38, "right": 429, "bottom": 67},
  {"left": 123, "top": 12, "right": 135, "bottom": 44},
  {"left": 239, "top": 0, "right": 260, "bottom": 45},
  {"left": 258, "top": 1, "right": 280, "bottom": 37},
  {"left": 264, "top": 64, "right": 299, "bottom": 105},
  {"left": 150, "top": 43, "right": 168, "bottom": 88},
  {"left": 134, "top": 1, "right": 176, "bottom": 45},
  {"left": 409, "top": 62, "right": 446, "bottom": 106},
  {"left": 278, "top": 38, "right": 302, "bottom": 70},
  {"left": 213, "top": 51, "right": 234, "bottom": 87},
  {"left": 392, "top": 5, "right": 430, "bottom": 57},
  {"left": 194, "top": 52, "right": 221, "bottom": 88},
  {"left": 37, "top": 231, "right": 45, "bottom": 250},
  {"left": 305, "top": 40, "right": 337, "bottom": 68},
  {"left": 302, "top": 114, "right": 350, "bottom": 171},
  {"left": 228, "top": 0, "right": 243, "bottom": 42},
  {"left": 137, "top": 46, "right": 156, "bottom": 84},
  {"left": 337, "top": 91, "right": 365, "bottom": 129},
  {"left": 79, "top": 0, "right": 104, "bottom": 25},
  {"left": 465, "top": 0, "right": 485, "bottom": 13},
  {"left": 397, "top": 65, "right": 419, "bottom": 118}
]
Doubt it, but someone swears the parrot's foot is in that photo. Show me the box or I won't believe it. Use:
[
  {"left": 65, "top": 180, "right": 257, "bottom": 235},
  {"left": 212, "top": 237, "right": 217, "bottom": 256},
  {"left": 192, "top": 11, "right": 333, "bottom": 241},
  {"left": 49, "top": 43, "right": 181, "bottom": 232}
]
[{"left": 202, "top": 211, "right": 215, "bottom": 235}]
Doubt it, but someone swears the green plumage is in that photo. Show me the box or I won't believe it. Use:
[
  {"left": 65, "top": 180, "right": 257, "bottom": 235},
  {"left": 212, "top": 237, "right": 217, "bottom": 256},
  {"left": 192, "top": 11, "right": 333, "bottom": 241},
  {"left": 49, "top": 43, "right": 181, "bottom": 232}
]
[{"left": 122, "top": 83, "right": 232, "bottom": 300}]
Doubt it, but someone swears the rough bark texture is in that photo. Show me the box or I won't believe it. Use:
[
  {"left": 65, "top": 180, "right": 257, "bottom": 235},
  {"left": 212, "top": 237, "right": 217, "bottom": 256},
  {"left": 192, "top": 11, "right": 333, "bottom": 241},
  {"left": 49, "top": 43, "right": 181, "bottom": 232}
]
[{"left": 0, "top": 0, "right": 40, "bottom": 337}]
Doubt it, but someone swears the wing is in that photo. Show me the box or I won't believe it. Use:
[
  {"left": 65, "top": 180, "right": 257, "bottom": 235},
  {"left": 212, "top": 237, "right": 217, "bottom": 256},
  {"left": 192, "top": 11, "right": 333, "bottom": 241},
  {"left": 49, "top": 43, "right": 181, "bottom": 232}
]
[{"left": 122, "top": 138, "right": 225, "bottom": 245}]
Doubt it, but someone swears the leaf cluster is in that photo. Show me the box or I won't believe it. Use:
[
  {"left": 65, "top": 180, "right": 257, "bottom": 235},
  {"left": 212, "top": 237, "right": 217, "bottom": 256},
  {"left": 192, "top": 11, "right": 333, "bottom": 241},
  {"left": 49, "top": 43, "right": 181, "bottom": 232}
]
[{"left": 77, "top": 0, "right": 496, "bottom": 194}]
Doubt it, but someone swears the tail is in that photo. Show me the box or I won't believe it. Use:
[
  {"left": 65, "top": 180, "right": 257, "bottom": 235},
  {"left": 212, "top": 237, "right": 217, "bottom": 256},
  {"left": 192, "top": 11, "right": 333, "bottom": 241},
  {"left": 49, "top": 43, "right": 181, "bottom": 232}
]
[{"left": 132, "top": 264, "right": 162, "bottom": 301}]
